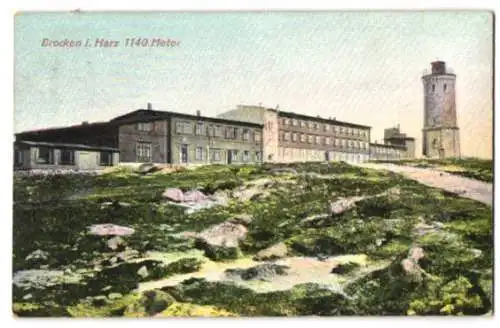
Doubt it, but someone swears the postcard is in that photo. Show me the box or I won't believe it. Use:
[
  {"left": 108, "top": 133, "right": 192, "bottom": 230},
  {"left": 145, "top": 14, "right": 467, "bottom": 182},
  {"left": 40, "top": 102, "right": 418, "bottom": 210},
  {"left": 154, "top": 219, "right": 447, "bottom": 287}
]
[{"left": 12, "top": 10, "right": 493, "bottom": 317}]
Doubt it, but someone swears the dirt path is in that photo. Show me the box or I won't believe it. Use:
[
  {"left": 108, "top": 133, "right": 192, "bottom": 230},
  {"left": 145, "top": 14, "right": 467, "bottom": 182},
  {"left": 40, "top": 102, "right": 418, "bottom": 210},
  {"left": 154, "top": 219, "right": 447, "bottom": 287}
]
[{"left": 357, "top": 163, "right": 493, "bottom": 206}]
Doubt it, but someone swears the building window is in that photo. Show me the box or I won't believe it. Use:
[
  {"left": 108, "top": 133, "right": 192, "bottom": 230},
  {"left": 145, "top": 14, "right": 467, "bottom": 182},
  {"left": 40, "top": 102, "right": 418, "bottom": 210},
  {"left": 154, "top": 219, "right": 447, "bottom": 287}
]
[
  {"left": 225, "top": 127, "right": 236, "bottom": 139},
  {"left": 195, "top": 146, "right": 203, "bottom": 161},
  {"left": 444, "top": 84, "right": 447, "bottom": 92},
  {"left": 292, "top": 119, "right": 298, "bottom": 126},
  {"left": 243, "top": 150, "right": 250, "bottom": 162},
  {"left": 256, "top": 151, "right": 262, "bottom": 162},
  {"left": 195, "top": 123, "right": 204, "bottom": 135},
  {"left": 14, "top": 149, "right": 23, "bottom": 166},
  {"left": 99, "top": 151, "right": 114, "bottom": 166},
  {"left": 242, "top": 129, "right": 250, "bottom": 141},
  {"left": 214, "top": 125, "right": 223, "bottom": 137},
  {"left": 315, "top": 136, "right": 321, "bottom": 144},
  {"left": 254, "top": 131, "right": 261, "bottom": 142},
  {"left": 37, "top": 147, "right": 54, "bottom": 164},
  {"left": 176, "top": 122, "right": 193, "bottom": 134},
  {"left": 300, "top": 134, "right": 306, "bottom": 143},
  {"left": 231, "top": 150, "right": 239, "bottom": 161},
  {"left": 300, "top": 121, "right": 306, "bottom": 127},
  {"left": 285, "top": 118, "right": 291, "bottom": 125},
  {"left": 324, "top": 124, "right": 330, "bottom": 132},
  {"left": 136, "top": 142, "right": 152, "bottom": 162},
  {"left": 212, "top": 149, "right": 222, "bottom": 162},
  {"left": 292, "top": 133, "right": 298, "bottom": 142},
  {"left": 313, "top": 123, "right": 319, "bottom": 129},
  {"left": 60, "top": 149, "right": 75, "bottom": 165},
  {"left": 431, "top": 84, "right": 435, "bottom": 93},
  {"left": 137, "top": 122, "right": 153, "bottom": 132},
  {"left": 308, "top": 135, "right": 313, "bottom": 144},
  {"left": 284, "top": 132, "right": 291, "bottom": 142},
  {"left": 325, "top": 137, "right": 331, "bottom": 145}
]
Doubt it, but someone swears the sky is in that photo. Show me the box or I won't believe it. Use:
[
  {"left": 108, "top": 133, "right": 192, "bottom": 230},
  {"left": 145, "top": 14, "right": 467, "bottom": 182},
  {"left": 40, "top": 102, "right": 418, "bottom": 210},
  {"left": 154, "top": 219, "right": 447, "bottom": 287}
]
[{"left": 14, "top": 11, "right": 493, "bottom": 158}]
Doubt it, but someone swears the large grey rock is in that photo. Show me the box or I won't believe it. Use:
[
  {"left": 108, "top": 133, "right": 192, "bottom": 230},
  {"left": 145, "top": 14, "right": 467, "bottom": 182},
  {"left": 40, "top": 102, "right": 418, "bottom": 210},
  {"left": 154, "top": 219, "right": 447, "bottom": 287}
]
[
  {"left": 253, "top": 242, "right": 288, "bottom": 261},
  {"left": 228, "top": 213, "right": 253, "bottom": 226},
  {"left": 183, "top": 190, "right": 208, "bottom": 203},
  {"left": 25, "top": 250, "right": 49, "bottom": 262},
  {"left": 162, "top": 188, "right": 185, "bottom": 202},
  {"left": 107, "top": 236, "right": 126, "bottom": 251},
  {"left": 330, "top": 196, "right": 364, "bottom": 216},
  {"left": 13, "top": 269, "right": 82, "bottom": 289},
  {"left": 88, "top": 224, "right": 135, "bottom": 236},
  {"left": 225, "top": 263, "right": 290, "bottom": 281},
  {"left": 197, "top": 222, "right": 248, "bottom": 248}
]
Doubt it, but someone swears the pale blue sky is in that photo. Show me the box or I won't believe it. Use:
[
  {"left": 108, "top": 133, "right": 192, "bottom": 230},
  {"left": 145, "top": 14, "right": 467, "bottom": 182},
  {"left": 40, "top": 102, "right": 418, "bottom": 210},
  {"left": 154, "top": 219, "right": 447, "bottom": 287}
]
[{"left": 14, "top": 11, "right": 493, "bottom": 158}]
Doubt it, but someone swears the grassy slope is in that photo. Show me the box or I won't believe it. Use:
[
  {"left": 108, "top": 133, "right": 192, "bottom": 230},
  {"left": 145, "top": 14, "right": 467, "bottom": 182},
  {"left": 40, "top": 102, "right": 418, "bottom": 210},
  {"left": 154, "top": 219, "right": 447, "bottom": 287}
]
[{"left": 12, "top": 162, "right": 493, "bottom": 316}]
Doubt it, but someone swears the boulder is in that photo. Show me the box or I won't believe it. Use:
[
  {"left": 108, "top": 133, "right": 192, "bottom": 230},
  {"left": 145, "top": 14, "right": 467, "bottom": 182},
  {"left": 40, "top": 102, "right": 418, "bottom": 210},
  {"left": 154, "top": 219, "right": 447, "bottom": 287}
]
[
  {"left": 137, "top": 163, "right": 160, "bottom": 174},
  {"left": 88, "top": 224, "right": 135, "bottom": 236},
  {"left": 225, "top": 263, "right": 290, "bottom": 281},
  {"left": 195, "top": 221, "right": 248, "bottom": 260},
  {"left": 106, "top": 236, "right": 126, "bottom": 251},
  {"left": 253, "top": 242, "right": 288, "bottom": 261},
  {"left": 25, "top": 250, "right": 49, "bottom": 262},
  {"left": 137, "top": 266, "right": 149, "bottom": 279},
  {"left": 162, "top": 188, "right": 184, "bottom": 202},
  {"left": 228, "top": 213, "right": 253, "bottom": 226},
  {"left": 300, "top": 213, "right": 330, "bottom": 226},
  {"left": 330, "top": 196, "right": 364, "bottom": 216},
  {"left": 183, "top": 190, "right": 208, "bottom": 203},
  {"left": 124, "top": 290, "right": 176, "bottom": 317},
  {"left": 331, "top": 261, "right": 361, "bottom": 275}
]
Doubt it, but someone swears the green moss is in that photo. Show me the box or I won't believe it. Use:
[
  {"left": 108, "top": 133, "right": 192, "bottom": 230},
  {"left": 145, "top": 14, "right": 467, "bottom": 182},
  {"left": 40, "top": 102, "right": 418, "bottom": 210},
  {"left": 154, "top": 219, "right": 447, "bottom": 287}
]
[
  {"left": 124, "top": 290, "right": 176, "bottom": 317},
  {"left": 157, "top": 302, "right": 237, "bottom": 317},
  {"left": 66, "top": 293, "right": 140, "bottom": 317}
]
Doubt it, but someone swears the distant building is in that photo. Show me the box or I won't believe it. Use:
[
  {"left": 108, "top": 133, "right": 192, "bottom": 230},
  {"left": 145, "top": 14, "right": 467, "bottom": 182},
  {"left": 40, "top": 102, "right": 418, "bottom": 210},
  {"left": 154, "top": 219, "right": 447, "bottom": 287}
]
[
  {"left": 421, "top": 61, "right": 461, "bottom": 158},
  {"left": 383, "top": 125, "right": 416, "bottom": 159},
  {"left": 217, "top": 105, "right": 372, "bottom": 163},
  {"left": 14, "top": 140, "right": 119, "bottom": 171},
  {"left": 110, "top": 104, "right": 263, "bottom": 165},
  {"left": 369, "top": 141, "right": 406, "bottom": 161}
]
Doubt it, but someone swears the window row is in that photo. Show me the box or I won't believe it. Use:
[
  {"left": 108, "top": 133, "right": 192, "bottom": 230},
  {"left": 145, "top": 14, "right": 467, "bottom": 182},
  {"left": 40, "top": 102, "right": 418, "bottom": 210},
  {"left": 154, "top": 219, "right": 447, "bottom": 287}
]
[
  {"left": 34, "top": 147, "right": 114, "bottom": 166},
  {"left": 371, "top": 147, "right": 401, "bottom": 154},
  {"left": 175, "top": 122, "right": 261, "bottom": 142},
  {"left": 280, "top": 132, "right": 369, "bottom": 149},
  {"left": 281, "top": 118, "right": 368, "bottom": 137}
]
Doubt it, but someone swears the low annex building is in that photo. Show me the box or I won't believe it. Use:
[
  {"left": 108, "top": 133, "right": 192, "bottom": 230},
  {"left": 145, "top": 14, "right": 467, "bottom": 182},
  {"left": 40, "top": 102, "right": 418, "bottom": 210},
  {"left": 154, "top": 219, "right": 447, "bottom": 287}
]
[{"left": 14, "top": 140, "right": 119, "bottom": 171}]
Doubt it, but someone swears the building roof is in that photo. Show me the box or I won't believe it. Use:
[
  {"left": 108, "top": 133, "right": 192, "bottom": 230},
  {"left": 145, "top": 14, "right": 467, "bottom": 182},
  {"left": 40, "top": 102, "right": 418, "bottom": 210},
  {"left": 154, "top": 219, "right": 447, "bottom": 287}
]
[
  {"left": 385, "top": 136, "right": 415, "bottom": 141},
  {"left": 110, "top": 109, "right": 264, "bottom": 128},
  {"left": 15, "top": 140, "right": 119, "bottom": 152},
  {"left": 269, "top": 108, "right": 372, "bottom": 129},
  {"left": 15, "top": 121, "right": 115, "bottom": 136}
]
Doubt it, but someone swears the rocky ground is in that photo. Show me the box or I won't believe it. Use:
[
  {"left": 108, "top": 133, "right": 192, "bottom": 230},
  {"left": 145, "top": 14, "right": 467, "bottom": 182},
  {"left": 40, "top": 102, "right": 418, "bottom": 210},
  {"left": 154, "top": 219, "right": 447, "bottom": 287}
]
[{"left": 12, "top": 162, "right": 493, "bottom": 317}]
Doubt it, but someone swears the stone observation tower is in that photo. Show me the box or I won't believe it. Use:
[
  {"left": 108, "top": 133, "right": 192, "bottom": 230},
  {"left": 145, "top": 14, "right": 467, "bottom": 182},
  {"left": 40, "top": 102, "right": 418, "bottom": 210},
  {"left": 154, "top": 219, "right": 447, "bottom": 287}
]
[{"left": 421, "top": 61, "right": 461, "bottom": 158}]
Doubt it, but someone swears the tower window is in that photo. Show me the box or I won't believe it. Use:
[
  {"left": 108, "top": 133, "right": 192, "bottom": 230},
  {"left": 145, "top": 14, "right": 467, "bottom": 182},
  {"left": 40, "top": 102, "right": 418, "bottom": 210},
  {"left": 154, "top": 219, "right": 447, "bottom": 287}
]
[
  {"left": 444, "top": 84, "right": 447, "bottom": 92},
  {"left": 431, "top": 84, "right": 435, "bottom": 92}
]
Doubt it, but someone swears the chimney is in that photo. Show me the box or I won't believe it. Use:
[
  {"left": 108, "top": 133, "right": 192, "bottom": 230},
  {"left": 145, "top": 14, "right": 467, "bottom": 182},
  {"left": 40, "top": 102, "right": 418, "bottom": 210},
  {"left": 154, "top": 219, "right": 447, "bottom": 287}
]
[
  {"left": 196, "top": 110, "right": 201, "bottom": 117},
  {"left": 147, "top": 102, "right": 153, "bottom": 110}
]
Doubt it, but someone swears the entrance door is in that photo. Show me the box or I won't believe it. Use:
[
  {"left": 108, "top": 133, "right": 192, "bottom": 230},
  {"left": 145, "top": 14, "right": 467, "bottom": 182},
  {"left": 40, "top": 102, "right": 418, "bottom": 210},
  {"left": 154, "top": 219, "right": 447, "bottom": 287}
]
[
  {"left": 325, "top": 151, "right": 330, "bottom": 162},
  {"left": 180, "top": 144, "right": 188, "bottom": 164},
  {"left": 227, "top": 150, "right": 232, "bottom": 164}
]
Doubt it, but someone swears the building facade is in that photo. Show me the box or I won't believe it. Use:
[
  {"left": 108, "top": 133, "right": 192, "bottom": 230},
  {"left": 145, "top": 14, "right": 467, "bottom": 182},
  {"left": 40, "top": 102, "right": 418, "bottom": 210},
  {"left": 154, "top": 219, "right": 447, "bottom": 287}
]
[
  {"left": 111, "top": 106, "right": 263, "bottom": 165},
  {"left": 217, "top": 105, "right": 372, "bottom": 163},
  {"left": 369, "top": 142, "right": 406, "bottom": 161},
  {"left": 383, "top": 125, "right": 416, "bottom": 159},
  {"left": 14, "top": 141, "right": 119, "bottom": 171},
  {"left": 422, "top": 61, "right": 461, "bottom": 158}
]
